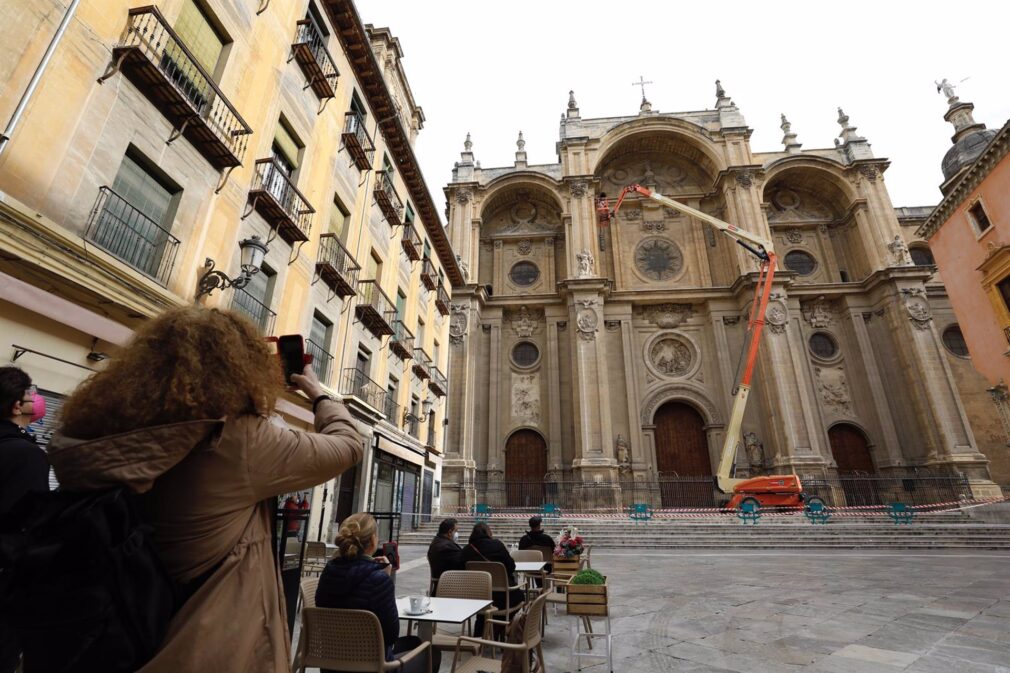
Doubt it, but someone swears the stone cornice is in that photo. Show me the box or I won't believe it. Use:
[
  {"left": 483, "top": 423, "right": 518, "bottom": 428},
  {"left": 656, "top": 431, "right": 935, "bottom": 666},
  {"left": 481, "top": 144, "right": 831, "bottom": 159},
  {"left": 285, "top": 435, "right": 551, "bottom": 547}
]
[
  {"left": 324, "top": 0, "right": 463, "bottom": 287},
  {"left": 917, "top": 118, "right": 1010, "bottom": 241}
]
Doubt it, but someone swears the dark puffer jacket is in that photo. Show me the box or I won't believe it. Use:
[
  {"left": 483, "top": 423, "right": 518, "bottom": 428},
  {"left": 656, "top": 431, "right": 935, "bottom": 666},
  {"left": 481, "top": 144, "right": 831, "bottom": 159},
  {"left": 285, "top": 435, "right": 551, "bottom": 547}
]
[{"left": 316, "top": 555, "right": 398, "bottom": 657}]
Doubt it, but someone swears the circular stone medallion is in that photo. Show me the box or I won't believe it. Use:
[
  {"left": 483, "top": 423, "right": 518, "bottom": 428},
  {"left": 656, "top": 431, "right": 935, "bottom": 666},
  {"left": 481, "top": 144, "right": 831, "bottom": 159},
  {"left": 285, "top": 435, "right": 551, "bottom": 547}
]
[
  {"left": 634, "top": 237, "right": 684, "bottom": 281},
  {"left": 649, "top": 337, "right": 693, "bottom": 377}
]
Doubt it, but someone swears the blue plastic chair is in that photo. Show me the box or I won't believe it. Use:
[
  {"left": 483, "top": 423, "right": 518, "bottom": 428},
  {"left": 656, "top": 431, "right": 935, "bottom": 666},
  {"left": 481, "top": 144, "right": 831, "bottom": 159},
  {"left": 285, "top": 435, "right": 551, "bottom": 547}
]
[
  {"left": 888, "top": 502, "right": 914, "bottom": 525},
  {"left": 804, "top": 500, "right": 831, "bottom": 524},
  {"left": 629, "top": 503, "right": 652, "bottom": 524},
  {"left": 474, "top": 503, "right": 491, "bottom": 522},
  {"left": 541, "top": 502, "right": 561, "bottom": 521},
  {"left": 737, "top": 499, "right": 761, "bottom": 525}
]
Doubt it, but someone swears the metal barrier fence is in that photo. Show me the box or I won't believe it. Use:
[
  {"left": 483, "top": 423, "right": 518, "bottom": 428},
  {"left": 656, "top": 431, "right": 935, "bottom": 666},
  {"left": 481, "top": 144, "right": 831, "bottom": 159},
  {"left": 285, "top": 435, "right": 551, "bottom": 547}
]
[{"left": 442, "top": 474, "right": 973, "bottom": 512}]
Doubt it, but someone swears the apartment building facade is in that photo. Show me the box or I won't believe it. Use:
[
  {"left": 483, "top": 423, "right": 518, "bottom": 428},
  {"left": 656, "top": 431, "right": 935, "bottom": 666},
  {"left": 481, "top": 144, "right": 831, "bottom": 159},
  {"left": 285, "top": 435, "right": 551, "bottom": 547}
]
[{"left": 0, "top": 0, "right": 460, "bottom": 540}]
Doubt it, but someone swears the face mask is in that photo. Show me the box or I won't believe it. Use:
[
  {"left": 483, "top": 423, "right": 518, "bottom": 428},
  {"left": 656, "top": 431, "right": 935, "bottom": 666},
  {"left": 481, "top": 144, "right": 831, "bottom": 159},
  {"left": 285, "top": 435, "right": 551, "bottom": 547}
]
[
  {"left": 452, "top": 531, "right": 459, "bottom": 543},
  {"left": 29, "top": 392, "right": 46, "bottom": 423}
]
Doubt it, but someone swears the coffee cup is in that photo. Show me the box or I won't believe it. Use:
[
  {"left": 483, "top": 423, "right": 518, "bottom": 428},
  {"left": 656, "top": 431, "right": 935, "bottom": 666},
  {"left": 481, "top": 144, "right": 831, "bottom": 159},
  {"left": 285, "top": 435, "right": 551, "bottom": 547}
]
[{"left": 409, "top": 596, "right": 426, "bottom": 613}]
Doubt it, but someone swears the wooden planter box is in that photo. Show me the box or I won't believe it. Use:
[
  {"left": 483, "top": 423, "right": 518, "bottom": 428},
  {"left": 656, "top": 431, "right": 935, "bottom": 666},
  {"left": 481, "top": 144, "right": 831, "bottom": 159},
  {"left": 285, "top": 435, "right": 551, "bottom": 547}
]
[
  {"left": 552, "top": 556, "right": 581, "bottom": 576},
  {"left": 566, "top": 579, "right": 608, "bottom": 616}
]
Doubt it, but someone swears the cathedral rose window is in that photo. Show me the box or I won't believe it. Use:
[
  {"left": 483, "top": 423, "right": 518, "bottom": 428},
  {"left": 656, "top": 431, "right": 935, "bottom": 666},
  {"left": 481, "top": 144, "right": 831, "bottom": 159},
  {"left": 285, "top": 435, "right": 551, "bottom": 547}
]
[
  {"left": 511, "top": 341, "right": 540, "bottom": 368},
  {"left": 784, "top": 250, "right": 817, "bottom": 276},
  {"left": 942, "top": 325, "right": 969, "bottom": 357},
  {"left": 808, "top": 332, "right": 838, "bottom": 360},
  {"left": 509, "top": 261, "right": 540, "bottom": 286},
  {"left": 634, "top": 237, "right": 684, "bottom": 281}
]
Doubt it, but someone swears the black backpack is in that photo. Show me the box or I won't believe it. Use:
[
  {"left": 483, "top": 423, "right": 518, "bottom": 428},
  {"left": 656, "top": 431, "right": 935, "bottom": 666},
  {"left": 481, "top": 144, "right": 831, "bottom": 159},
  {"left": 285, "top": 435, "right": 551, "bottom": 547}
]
[{"left": 0, "top": 488, "right": 176, "bottom": 673}]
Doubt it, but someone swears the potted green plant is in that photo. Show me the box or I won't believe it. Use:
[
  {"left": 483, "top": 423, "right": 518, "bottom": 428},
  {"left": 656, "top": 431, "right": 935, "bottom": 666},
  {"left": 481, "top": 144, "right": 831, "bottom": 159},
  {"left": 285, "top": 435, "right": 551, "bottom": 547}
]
[{"left": 566, "top": 569, "right": 608, "bottom": 616}]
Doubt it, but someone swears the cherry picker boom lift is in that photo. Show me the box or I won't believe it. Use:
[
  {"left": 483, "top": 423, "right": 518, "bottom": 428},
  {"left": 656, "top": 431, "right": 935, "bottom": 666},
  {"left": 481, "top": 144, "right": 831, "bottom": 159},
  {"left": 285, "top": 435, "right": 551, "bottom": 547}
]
[{"left": 599, "top": 184, "right": 804, "bottom": 509}]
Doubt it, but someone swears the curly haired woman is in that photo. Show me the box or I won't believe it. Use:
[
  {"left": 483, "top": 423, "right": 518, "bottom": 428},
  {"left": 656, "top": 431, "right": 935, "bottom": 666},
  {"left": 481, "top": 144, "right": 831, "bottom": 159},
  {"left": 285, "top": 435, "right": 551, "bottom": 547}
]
[
  {"left": 47, "top": 307, "right": 363, "bottom": 673},
  {"left": 316, "top": 512, "right": 435, "bottom": 673}
]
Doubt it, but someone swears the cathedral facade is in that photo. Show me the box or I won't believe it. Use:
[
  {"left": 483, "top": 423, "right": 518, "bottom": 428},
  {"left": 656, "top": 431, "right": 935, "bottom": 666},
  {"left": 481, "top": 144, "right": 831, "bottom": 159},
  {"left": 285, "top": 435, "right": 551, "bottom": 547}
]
[{"left": 440, "top": 85, "right": 1005, "bottom": 510}]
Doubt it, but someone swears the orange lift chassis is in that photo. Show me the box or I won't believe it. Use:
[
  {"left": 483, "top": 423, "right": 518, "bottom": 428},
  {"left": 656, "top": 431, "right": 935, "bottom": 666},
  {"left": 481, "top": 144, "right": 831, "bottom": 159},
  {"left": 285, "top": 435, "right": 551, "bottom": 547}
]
[{"left": 600, "top": 185, "right": 803, "bottom": 510}]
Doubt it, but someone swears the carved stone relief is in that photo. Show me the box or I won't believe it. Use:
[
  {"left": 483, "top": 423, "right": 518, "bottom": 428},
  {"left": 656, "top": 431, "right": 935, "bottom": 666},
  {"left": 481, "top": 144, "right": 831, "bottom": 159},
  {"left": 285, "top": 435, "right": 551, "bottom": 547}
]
[
  {"left": 455, "top": 188, "right": 472, "bottom": 204},
  {"left": 744, "top": 432, "right": 764, "bottom": 473},
  {"left": 638, "top": 303, "right": 694, "bottom": 328},
  {"left": 900, "top": 287, "right": 932, "bottom": 330},
  {"left": 766, "top": 187, "right": 834, "bottom": 223},
  {"left": 517, "top": 238, "right": 532, "bottom": 256},
  {"left": 801, "top": 297, "right": 834, "bottom": 329},
  {"left": 508, "top": 305, "right": 540, "bottom": 337},
  {"left": 511, "top": 373, "right": 541, "bottom": 425},
  {"left": 765, "top": 292, "right": 789, "bottom": 334},
  {"left": 887, "top": 235, "right": 912, "bottom": 266},
  {"left": 576, "top": 309, "right": 598, "bottom": 341},
  {"left": 449, "top": 304, "right": 469, "bottom": 345},
  {"left": 600, "top": 154, "right": 701, "bottom": 195},
  {"left": 576, "top": 249, "right": 595, "bottom": 278},
  {"left": 484, "top": 191, "right": 562, "bottom": 236},
  {"left": 735, "top": 170, "right": 754, "bottom": 189},
  {"left": 642, "top": 220, "right": 667, "bottom": 233},
  {"left": 634, "top": 237, "right": 684, "bottom": 281},
  {"left": 785, "top": 228, "right": 803, "bottom": 244},
  {"left": 621, "top": 208, "right": 642, "bottom": 221},
  {"left": 815, "top": 366, "right": 852, "bottom": 415},
  {"left": 649, "top": 336, "right": 693, "bottom": 377},
  {"left": 568, "top": 180, "right": 588, "bottom": 198}
]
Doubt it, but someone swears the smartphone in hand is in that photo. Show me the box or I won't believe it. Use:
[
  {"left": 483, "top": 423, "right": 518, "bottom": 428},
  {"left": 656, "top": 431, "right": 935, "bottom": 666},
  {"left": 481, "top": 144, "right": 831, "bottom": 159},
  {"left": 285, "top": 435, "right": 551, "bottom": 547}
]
[{"left": 277, "top": 335, "right": 306, "bottom": 384}]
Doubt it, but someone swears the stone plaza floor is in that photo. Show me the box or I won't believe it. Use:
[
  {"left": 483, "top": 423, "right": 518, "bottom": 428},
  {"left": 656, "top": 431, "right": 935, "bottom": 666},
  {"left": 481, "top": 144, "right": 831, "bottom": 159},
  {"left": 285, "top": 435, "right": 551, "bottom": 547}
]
[{"left": 378, "top": 545, "right": 1010, "bottom": 673}]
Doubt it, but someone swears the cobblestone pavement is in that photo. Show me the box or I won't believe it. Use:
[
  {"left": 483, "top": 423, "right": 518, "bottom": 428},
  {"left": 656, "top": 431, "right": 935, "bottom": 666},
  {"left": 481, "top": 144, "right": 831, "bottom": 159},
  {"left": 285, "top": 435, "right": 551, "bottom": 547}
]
[{"left": 375, "top": 545, "right": 1010, "bottom": 673}]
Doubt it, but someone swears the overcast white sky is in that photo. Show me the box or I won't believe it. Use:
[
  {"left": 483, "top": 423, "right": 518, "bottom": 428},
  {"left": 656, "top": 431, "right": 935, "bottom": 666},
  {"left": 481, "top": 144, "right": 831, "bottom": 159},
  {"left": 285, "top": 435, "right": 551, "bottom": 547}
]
[{"left": 358, "top": 0, "right": 1010, "bottom": 214}]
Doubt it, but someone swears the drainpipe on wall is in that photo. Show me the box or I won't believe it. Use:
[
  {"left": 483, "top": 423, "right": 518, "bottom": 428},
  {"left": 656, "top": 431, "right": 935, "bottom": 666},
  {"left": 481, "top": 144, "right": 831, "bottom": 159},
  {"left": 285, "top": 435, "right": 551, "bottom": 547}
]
[{"left": 0, "top": 0, "right": 82, "bottom": 158}]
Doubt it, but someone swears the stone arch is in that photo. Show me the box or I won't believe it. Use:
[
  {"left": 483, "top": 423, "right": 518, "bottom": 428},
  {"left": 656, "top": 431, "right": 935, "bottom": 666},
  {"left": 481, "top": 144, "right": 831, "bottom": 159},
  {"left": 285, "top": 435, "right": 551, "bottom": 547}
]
[
  {"left": 504, "top": 427, "right": 548, "bottom": 506},
  {"left": 593, "top": 117, "right": 726, "bottom": 185},
  {"left": 827, "top": 422, "right": 876, "bottom": 474},
  {"left": 761, "top": 162, "right": 857, "bottom": 222},
  {"left": 640, "top": 382, "right": 723, "bottom": 428}
]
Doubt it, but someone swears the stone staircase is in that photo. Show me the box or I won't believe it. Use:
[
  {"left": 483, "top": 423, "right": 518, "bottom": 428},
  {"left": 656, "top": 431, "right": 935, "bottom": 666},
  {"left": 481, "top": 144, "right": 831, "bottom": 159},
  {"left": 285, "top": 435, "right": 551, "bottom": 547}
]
[{"left": 398, "top": 509, "right": 1010, "bottom": 550}]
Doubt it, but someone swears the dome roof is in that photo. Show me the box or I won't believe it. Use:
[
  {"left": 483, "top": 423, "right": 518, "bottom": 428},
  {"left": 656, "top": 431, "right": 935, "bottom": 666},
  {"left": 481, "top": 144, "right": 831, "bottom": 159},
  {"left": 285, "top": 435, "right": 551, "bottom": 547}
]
[{"left": 942, "top": 127, "right": 998, "bottom": 181}]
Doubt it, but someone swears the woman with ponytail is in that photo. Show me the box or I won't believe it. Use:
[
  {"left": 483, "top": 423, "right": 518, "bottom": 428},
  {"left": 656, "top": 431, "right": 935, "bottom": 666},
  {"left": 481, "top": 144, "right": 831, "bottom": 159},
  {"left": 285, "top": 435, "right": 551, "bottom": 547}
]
[{"left": 315, "top": 513, "right": 437, "bottom": 672}]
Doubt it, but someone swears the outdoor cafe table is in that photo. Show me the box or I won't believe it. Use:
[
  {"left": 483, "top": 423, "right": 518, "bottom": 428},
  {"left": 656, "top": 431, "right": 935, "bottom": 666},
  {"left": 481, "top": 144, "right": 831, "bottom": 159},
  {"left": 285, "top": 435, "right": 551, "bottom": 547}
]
[
  {"left": 514, "top": 561, "right": 547, "bottom": 573},
  {"left": 396, "top": 597, "right": 492, "bottom": 640}
]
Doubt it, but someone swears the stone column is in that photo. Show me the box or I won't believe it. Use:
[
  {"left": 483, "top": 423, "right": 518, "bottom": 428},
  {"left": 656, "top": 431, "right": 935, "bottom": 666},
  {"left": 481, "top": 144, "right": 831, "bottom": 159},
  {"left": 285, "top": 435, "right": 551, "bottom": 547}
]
[
  {"left": 443, "top": 296, "right": 481, "bottom": 510},
  {"left": 618, "top": 313, "right": 644, "bottom": 472},
  {"left": 487, "top": 317, "right": 504, "bottom": 471},
  {"left": 847, "top": 309, "right": 904, "bottom": 468},
  {"left": 546, "top": 316, "right": 563, "bottom": 470}
]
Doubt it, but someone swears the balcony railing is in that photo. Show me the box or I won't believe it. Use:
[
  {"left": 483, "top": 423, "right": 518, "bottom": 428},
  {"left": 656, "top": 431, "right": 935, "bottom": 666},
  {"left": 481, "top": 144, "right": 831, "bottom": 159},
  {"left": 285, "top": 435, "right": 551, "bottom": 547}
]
[
  {"left": 383, "top": 395, "right": 400, "bottom": 423},
  {"left": 316, "top": 234, "right": 359, "bottom": 298},
  {"left": 374, "top": 170, "right": 403, "bottom": 226},
  {"left": 426, "top": 422, "right": 437, "bottom": 451},
  {"left": 429, "top": 366, "right": 447, "bottom": 398},
  {"left": 291, "top": 19, "right": 338, "bottom": 100},
  {"left": 354, "top": 280, "right": 396, "bottom": 337},
  {"left": 389, "top": 319, "right": 415, "bottom": 360},
  {"left": 412, "top": 348, "right": 431, "bottom": 380},
  {"left": 86, "top": 186, "right": 180, "bottom": 285},
  {"left": 342, "top": 111, "right": 375, "bottom": 170},
  {"left": 102, "top": 6, "right": 252, "bottom": 168},
  {"left": 435, "top": 284, "right": 450, "bottom": 316},
  {"left": 339, "top": 368, "right": 386, "bottom": 411},
  {"left": 247, "top": 158, "right": 314, "bottom": 244},
  {"left": 401, "top": 221, "right": 421, "bottom": 261},
  {"left": 404, "top": 413, "right": 420, "bottom": 440},
  {"left": 420, "top": 257, "right": 437, "bottom": 290},
  {"left": 306, "top": 338, "right": 334, "bottom": 385},
  {"left": 232, "top": 287, "right": 276, "bottom": 335}
]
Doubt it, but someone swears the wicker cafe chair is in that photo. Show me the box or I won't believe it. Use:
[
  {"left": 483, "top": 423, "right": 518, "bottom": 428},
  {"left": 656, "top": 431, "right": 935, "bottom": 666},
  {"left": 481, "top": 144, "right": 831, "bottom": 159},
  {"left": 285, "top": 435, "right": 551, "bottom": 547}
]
[
  {"left": 303, "top": 541, "right": 329, "bottom": 576},
  {"left": 465, "top": 561, "right": 525, "bottom": 624},
  {"left": 431, "top": 570, "right": 493, "bottom": 654},
  {"left": 294, "top": 607, "right": 432, "bottom": 673},
  {"left": 450, "top": 591, "right": 548, "bottom": 673},
  {"left": 291, "top": 577, "right": 320, "bottom": 672},
  {"left": 510, "top": 550, "right": 542, "bottom": 562},
  {"left": 510, "top": 549, "right": 546, "bottom": 597}
]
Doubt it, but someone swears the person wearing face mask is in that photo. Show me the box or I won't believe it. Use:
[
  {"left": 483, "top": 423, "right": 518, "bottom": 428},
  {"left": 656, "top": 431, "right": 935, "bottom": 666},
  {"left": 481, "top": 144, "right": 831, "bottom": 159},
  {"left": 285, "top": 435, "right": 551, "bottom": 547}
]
[
  {"left": 426, "top": 517, "right": 463, "bottom": 594},
  {"left": 0, "top": 366, "right": 50, "bottom": 673}
]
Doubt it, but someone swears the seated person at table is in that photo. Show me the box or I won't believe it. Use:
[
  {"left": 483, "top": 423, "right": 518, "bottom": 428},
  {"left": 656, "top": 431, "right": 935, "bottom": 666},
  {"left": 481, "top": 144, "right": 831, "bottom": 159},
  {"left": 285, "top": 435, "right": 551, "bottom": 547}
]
[
  {"left": 461, "top": 523, "right": 525, "bottom": 613},
  {"left": 427, "top": 517, "right": 463, "bottom": 592},
  {"left": 518, "top": 515, "right": 555, "bottom": 552},
  {"left": 316, "top": 513, "right": 438, "bottom": 673}
]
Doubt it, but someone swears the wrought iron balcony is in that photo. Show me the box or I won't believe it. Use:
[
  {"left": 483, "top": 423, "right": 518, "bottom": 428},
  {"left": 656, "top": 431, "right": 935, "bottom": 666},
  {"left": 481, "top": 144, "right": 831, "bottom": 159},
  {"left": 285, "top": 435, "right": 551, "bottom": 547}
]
[
  {"left": 305, "top": 338, "right": 334, "bottom": 385},
  {"left": 420, "top": 257, "right": 437, "bottom": 291},
  {"left": 291, "top": 19, "right": 338, "bottom": 101},
  {"left": 374, "top": 170, "right": 403, "bottom": 226},
  {"left": 354, "top": 280, "right": 396, "bottom": 337},
  {"left": 232, "top": 287, "right": 276, "bottom": 335},
  {"left": 316, "top": 234, "right": 359, "bottom": 298},
  {"left": 342, "top": 111, "right": 374, "bottom": 171},
  {"left": 339, "top": 368, "right": 386, "bottom": 411},
  {"left": 435, "top": 284, "right": 450, "bottom": 316},
  {"left": 401, "top": 221, "right": 421, "bottom": 261},
  {"left": 412, "top": 348, "right": 431, "bottom": 380},
  {"left": 86, "top": 186, "right": 180, "bottom": 285},
  {"left": 246, "top": 158, "right": 314, "bottom": 244},
  {"left": 389, "top": 319, "right": 414, "bottom": 360},
  {"left": 100, "top": 6, "right": 252, "bottom": 168},
  {"left": 429, "top": 366, "right": 448, "bottom": 398}
]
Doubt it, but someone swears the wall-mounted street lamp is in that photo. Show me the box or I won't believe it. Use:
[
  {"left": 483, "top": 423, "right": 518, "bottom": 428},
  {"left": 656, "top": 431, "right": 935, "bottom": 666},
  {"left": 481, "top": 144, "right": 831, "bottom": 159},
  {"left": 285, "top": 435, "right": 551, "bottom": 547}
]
[
  {"left": 421, "top": 397, "right": 434, "bottom": 416},
  {"left": 196, "top": 236, "right": 269, "bottom": 299}
]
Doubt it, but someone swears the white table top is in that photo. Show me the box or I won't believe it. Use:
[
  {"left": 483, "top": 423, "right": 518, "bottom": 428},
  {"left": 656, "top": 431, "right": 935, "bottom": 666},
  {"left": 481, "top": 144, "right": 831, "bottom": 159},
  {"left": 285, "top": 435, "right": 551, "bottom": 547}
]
[
  {"left": 515, "top": 561, "right": 547, "bottom": 572},
  {"left": 396, "top": 597, "right": 491, "bottom": 624}
]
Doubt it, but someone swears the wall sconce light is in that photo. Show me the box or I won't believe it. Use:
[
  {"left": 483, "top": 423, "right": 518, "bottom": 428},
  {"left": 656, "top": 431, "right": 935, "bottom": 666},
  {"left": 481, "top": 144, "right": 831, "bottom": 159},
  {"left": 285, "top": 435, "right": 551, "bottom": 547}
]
[
  {"left": 196, "top": 235, "right": 269, "bottom": 298},
  {"left": 421, "top": 397, "right": 434, "bottom": 416}
]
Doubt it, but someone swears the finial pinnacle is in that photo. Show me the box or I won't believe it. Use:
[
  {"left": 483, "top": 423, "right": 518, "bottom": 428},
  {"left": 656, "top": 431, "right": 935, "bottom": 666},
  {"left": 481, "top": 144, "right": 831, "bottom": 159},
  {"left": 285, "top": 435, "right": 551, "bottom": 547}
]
[
  {"left": 464, "top": 132, "right": 472, "bottom": 152},
  {"left": 715, "top": 79, "right": 725, "bottom": 98},
  {"left": 516, "top": 130, "right": 525, "bottom": 151},
  {"left": 568, "top": 90, "right": 577, "bottom": 110}
]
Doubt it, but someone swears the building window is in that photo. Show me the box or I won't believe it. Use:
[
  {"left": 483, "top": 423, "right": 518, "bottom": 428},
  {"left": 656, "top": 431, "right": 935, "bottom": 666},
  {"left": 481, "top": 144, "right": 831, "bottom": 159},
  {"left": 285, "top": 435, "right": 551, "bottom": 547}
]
[
  {"left": 233, "top": 262, "right": 276, "bottom": 333},
  {"left": 308, "top": 312, "right": 334, "bottom": 383},
  {"left": 404, "top": 202, "right": 415, "bottom": 226},
  {"left": 509, "top": 261, "right": 540, "bottom": 287},
  {"left": 350, "top": 91, "right": 367, "bottom": 119},
  {"left": 942, "top": 325, "right": 970, "bottom": 358},
  {"left": 330, "top": 194, "right": 350, "bottom": 241},
  {"left": 784, "top": 250, "right": 817, "bottom": 276},
  {"left": 273, "top": 116, "right": 303, "bottom": 178},
  {"left": 386, "top": 375, "right": 399, "bottom": 420},
  {"left": 511, "top": 341, "right": 540, "bottom": 368},
  {"left": 396, "top": 289, "right": 407, "bottom": 321},
  {"left": 910, "top": 246, "right": 935, "bottom": 267},
  {"left": 174, "top": 0, "right": 228, "bottom": 77},
  {"left": 808, "top": 332, "right": 838, "bottom": 360},
  {"left": 998, "top": 276, "right": 1010, "bottom": 315},
  {"left": 968, "top": 200, "right": 992, "bottom": 235}
]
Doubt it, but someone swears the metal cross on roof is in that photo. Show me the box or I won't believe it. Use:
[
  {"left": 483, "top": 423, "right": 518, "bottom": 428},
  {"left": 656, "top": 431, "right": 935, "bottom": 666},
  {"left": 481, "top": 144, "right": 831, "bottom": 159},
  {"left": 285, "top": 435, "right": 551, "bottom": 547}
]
[{"left": 632, "top": 75, "right": 653, "bottom": 101}]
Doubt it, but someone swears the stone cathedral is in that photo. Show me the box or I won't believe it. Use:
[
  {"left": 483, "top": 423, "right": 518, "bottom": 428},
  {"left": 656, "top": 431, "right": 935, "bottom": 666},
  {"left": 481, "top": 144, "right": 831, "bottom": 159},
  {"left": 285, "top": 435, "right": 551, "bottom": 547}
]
[{"left": 440, "top": 84, "right": 1005, "bottom": 509}]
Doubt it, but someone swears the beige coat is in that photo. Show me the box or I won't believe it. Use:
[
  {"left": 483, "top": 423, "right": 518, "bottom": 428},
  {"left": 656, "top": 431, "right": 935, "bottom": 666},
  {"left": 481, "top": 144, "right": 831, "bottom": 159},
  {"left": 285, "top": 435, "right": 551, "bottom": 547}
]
[{"left": 48, "top": 399, "right": 362, "bottom": 673}]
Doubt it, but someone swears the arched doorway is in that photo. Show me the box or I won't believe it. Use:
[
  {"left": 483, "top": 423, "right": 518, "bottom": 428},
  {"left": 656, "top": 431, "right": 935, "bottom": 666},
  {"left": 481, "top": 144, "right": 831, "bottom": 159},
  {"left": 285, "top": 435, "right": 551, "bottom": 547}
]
[
  {"left": 828, "top": 423, "right": 877, "bottom": 506},
  {"left": 505, "top": 429, "right": 547, "bottom": 507},
  {"left": 654, "top": 402, "right": 711, "bottom": 506}
]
